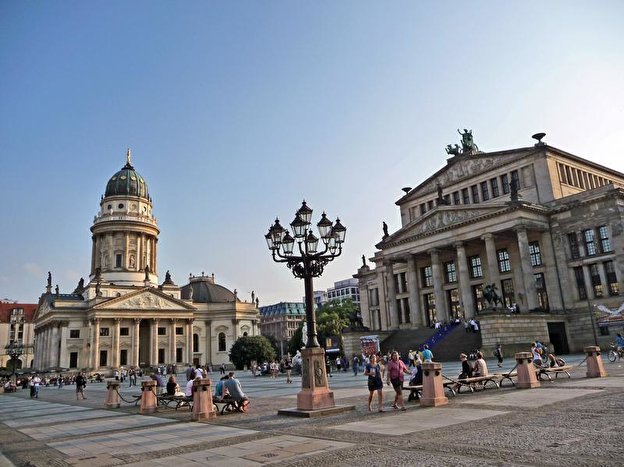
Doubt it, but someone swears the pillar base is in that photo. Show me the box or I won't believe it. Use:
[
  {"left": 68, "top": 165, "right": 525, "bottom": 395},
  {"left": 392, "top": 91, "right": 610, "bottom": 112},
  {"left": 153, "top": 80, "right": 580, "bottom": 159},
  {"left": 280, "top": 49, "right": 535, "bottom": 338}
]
[
  {"left": 191, "top": 378, "right": 216, "bottom": 421},
  {"left": 295, "top": 347, "right": 335, "bottom": 411},
  {"left": 140, "top": 380, "right": 158, "bottom": 414},
  {"left": 420, "top": 362, "right": 448, "bottom": 407},
  {"left": 105, "top": 381, "right": 121, "bottom": 408},
  {"left": 584, "top": 346, "right": 608, "bottom": 378},
  {"left": 515, "top": 352, "right": 541, "bottom": 389}
]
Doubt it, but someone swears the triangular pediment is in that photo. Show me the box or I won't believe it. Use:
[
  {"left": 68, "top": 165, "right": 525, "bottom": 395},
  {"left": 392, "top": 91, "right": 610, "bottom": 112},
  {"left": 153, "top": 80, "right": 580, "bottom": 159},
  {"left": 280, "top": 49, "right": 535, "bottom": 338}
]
[
  {"left": 94, "top": 288, "right": 195, "bottom": 311},
  {"left": 401, "top": 148, "right": 536, "bottom": 202},
  {"left": 384, "top": 205, "right": 507, "bottom": 245}
]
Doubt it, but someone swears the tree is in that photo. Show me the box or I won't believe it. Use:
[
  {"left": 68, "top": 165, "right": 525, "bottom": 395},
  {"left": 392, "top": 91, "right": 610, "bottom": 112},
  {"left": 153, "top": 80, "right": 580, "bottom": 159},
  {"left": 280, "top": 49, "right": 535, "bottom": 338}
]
[
  {"left": 287, "top": 320, "right": 305, "bottom": 355},
  {"left": 316, "top": 299, "right": 354, "bottom": 350},
  {"left": 229, "top": 336, "right": 276, "bottom": 370}
]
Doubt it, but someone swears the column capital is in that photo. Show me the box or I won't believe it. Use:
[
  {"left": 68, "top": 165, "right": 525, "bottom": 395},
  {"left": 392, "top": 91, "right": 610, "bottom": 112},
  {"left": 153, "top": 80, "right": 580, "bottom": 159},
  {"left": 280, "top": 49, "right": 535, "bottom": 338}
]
[
  {"left": 169, "top": 318, "right": 177, "bottom": 324},
  {"left": 152, "top": 317, "right": 160, "bottom": 323},
  {"left": 186, "top": 318, "right": 195, "bottom": 325},
  {"left": 427, "top": 248, "right": 440, "bottom": 258},
  {"left": 114, "top": 317, "right": 122, "bottom": 323},
  {"left": 453, "top": 241, "right": 465, "bottom": 249},
  {"left": 480, "top": 233, "right": 494, "bottom": 241},
  {"left": 134, "top": 318, "right": 142, "bottom": 324},
  {"left": 513, "top": 225, "right": 528, "bottom": 234}
]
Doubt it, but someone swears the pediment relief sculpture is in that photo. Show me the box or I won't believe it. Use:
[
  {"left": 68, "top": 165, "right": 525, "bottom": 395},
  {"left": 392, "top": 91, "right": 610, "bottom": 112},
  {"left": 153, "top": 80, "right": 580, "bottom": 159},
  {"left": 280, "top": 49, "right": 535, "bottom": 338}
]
[
  {"left": 106, "top": 292, "right": 179, "bottom": 310},
  {"left": 400, "top": 208, "right": 494, "bottom": 238}
]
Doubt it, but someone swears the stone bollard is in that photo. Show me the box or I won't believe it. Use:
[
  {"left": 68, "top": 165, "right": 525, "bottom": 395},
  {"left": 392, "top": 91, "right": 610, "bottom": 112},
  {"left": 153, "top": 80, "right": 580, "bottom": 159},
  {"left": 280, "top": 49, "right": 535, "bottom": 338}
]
[
  {"left": 420, "top": 362, "right": 448, "bottom": 407},
  {"left": 140, "top": 380, "right": 158, "bottom": 414},
  {"left": 515, "top": 352, "right": 540, "bottom": 389},
  {"left": 192, "top": 378, "right": 216, "bottom": 421},
  {"left": 584, "top": 346, "right": 607, "bottom": 378},
  {"left": 105, "top": 380, "right": 121, "bottom": 408}
]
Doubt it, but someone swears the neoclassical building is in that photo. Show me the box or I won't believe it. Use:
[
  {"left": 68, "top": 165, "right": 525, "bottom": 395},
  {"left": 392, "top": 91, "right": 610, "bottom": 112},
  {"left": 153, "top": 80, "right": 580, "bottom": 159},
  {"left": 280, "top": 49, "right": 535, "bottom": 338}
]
[
  {"left": 33, "top": 151, "right": 259, "bottom": 373},
  {"left": 355, "top": 133, "right": 624, "bottom": 352}
]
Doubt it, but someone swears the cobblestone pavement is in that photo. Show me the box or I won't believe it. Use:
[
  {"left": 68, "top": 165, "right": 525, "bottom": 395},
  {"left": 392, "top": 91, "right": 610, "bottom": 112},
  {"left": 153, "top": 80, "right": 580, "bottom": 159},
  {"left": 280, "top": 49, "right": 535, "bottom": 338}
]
[{"left": 1, "top": 356, "right": 623, "bottom": 466}]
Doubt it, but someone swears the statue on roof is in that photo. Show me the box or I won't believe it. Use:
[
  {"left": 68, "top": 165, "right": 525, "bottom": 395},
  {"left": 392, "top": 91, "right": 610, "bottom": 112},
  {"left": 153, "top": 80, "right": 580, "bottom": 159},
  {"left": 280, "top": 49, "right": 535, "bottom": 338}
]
[
  {"left": 458, "top": 129, "right": 478, "bottom": 153},
  {"left": 382, "top": 222, "right": 389, "bottom": 238},
  {"left": 47, "top": 272, "right": 52, "bottom": 288},
  {"left": 144, "top": 264, "right": 150, "bottom": 281},
  {"left": 361, "top": 255, "right": 366, "bottom": 267},
  {"left": 164, "top": 270, "right": 172, "bottom": 284},
  {"left": 126, "top": 148, "right": 132, "bottom": 165}
]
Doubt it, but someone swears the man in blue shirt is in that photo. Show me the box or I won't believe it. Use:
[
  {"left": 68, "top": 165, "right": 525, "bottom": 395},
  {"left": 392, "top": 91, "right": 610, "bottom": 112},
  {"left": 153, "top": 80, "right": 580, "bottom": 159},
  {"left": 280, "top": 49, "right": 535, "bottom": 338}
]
[{"left": 421, "top": 344, "right": 433, "bottom": 362}]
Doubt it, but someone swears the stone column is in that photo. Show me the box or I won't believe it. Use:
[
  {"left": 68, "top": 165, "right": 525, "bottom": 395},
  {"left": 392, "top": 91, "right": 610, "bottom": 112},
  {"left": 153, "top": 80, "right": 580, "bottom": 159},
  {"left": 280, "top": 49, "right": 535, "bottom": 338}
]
[
  {"left": 516, "top": 227, "right": 539, "bottom": 311},
  {"left": 482, "top": 233, "right": 500, "bottom": 288},
  {"left": 582, "top": 266, "right": 593, "bottom": 298},
  {"left": 514, "top": 352, "right": 540, "bottom": 389},
  {"left": 191, "top": 378, "right": 216, "bottom": 421},
  {"left": 169, "top": 318, "right": 177, "bottom": 364},
  {"left": 455, "top": 242, "right": 475, "bottom": 319},
  {"left": 92, "top": 318, "right": 101, "bottom": 370},
  {"left": 140, "top": 380, "right": 157, "bottom": 414},
  {"left": 597, "top": 264, "right": 608, "bottom": 296},
  {"left": 406, "top": 255, "right": 423, "bottom": 326},
  {"left": 112, "top": 318, "right": 121, "bottom": 368},
  {"left": 151, "top": 318, "right": 159, "bottom": 366},
  {"left": 50, "top": 324, "right": 59, "bottom": 368},
  {"left": 385, "top": 262, "right": 399, "bottom": 329},
  {"left": 204, "top": 320, "right": 211, "bottom": 366},
  {"left": 186, "top": 319, "right": 194, "bottom": 365},
  {"left": 132, "top": 318, "right": 141, "bottom": 367},
  {"left": 429, "top": 249, "right": 448, "bottom": 322},
  {"left": 231, "top": 318, "right": 238, "bottom": 341},
  {"left": 106, "top": 380, "right": 121, "bottom": 408}
]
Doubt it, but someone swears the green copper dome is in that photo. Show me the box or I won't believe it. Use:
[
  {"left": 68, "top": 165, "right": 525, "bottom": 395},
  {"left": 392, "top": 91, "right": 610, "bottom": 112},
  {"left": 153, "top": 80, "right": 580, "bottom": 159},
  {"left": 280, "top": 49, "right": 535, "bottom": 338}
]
[{"left": 104, "top": 150, "right": 150, "bottom": 200}]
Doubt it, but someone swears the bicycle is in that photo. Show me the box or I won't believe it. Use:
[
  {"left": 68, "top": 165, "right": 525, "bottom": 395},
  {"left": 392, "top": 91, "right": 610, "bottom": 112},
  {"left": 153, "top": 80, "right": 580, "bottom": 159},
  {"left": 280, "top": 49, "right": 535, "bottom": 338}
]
[{"left": 607, "top": 344, "right": 624, "bottom": 363}]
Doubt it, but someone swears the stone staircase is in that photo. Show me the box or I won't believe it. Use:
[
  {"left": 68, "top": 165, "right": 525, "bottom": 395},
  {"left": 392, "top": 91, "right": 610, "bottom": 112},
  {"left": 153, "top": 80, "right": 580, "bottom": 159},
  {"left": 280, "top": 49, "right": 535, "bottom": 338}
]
[{"left": 380, "top": 325, "right": 482, "bottom": 362}]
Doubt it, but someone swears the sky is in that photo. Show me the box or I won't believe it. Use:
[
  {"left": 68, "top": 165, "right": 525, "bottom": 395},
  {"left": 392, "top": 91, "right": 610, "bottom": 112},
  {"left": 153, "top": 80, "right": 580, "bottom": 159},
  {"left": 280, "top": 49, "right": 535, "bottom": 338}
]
[{"left": 1, "top": 1, "right": 623, "bottom": 306}]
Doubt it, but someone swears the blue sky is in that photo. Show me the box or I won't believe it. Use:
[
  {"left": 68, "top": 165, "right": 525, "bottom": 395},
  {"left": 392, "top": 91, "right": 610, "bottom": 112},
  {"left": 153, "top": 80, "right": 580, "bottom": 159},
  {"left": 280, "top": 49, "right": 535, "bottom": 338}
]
[{"left": 1, "top": 1, "right": 623, "bottom": 305}]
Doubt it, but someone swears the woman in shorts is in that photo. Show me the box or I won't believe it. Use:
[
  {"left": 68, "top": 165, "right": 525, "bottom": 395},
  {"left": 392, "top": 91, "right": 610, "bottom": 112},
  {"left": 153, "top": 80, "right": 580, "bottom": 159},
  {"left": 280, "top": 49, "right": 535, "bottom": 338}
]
[
  {"left": 386, "top": 351, "right": 410, "bottom": 411},
  {"left": 364, "top": 355, "right": 384, "bottom": 412}
]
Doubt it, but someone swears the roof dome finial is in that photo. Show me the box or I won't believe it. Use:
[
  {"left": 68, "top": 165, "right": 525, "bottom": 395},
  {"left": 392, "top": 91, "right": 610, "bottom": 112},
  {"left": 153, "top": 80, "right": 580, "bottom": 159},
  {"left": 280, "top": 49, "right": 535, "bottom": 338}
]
[{"left": 126, "top": 148, "right": 132, "bottom": 166}]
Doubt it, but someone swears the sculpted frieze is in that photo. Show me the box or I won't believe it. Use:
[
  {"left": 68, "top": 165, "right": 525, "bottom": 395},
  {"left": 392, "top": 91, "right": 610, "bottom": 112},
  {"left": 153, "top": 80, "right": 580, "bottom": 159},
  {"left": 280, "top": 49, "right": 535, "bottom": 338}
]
[
  {"left": 107, "top": 293, "right": 178, "bottom": 310},
  {"left": 402, "top": 209, "right": 493, "bottom": 237},
  {"left": 420, "top": 156, "right": 503, "bottom": 195}
]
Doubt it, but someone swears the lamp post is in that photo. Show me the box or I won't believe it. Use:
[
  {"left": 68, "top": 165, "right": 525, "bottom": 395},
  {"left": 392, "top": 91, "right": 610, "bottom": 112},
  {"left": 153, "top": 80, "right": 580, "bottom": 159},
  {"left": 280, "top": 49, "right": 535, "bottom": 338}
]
[
  {"left": 5, "top": 342, "right": 24, "bottom": 384},
  {"left": 265, "top": 201, "right": 346, "bottom": 412}
]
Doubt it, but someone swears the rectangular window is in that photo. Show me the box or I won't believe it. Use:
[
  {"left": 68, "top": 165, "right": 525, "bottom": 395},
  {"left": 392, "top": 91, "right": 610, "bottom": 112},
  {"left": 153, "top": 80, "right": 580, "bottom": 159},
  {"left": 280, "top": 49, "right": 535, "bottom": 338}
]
[
  {"left": 559, "top": 163, "right": 568, "bottom": 184},
  {"left": 158, "top": 348, "right": 165, "bottom": 364},
  {"left": 535, "top": 273, "right": 549, "bottom": 310},
  {"left": 443, "top": 194, "right": 451, "bottom": 205},
  {"left": 100, "top": 327, "right": 110, "bottom": 337},
  {"left": 448, "top": 288, "right": 461, "bottom": 319},
  {"left": 598, "top": 225, "right": 612, "bottom": 253},
  {"left": 472, "top": 284, "right": 485, "bottom": 312},
  {"left": 502, "top": 174, "right": 510, "bottom": 194},
  {"left": 574, "top": 267, "right": 587, "bottom": 300},
  {"left": 369, "top": 288, "right": 379, "bottom": 307},
  {"left": 604, "top": 261, "right": 620, "bottom": 296},
  {"left": 396, "top": 299, "right": 403, "bottom": 325},
  {"left": 452, "top": 191, "right": 460, "bottom": 205},
  {"left": 69, "top": 329, "right": 80, "bottom": 339},
  {"left": 69, "top": 352, "right": 78, "bottom": 368},
  {"left": 115, "top": 254, "right": 122, "bottom": 268},
  {"left": 158, "top": 327, "right": 167, "bottom": 336},
  {"left": 568, "top": 233, "right": 580, "bottom": 259},
  {"left": 462, "top": 188, "right": 470, "bottom": 204},
  {"left": 176, "top": 348, "right": 183, "bottom": 363},
  {"left": 469, "top": 255, "right": 483, "bottom": 278},
  {"left": 397, "top": 272, "right": 407, "bottom": 293},
  {"left": 583, "top": 229, "right": 597, "bottom": 256},
  {"left": 480, "top": 181, "right": 490, "bottom": 201},
  {"left": 424, "top": 293, "right": 436, "bottom": 327},
  {"left": 176, "top": 327, "right": 183, "bottom": 335},
  {"left": 420, "top": 203, "right": 426, "bottom": 215},
  {"left": 511, "top": 170, "right": 520, "bottom": 190},
  {"left": 497, "top": 249, "right": 511, "bottom": 273},
  {"left": 403, "top": 298, "right": 410, "bottom": 323},
  {"left": 99, "top": 350, "right": 108, "bottom": 367},
  {"left": 501, "top": 279, "right": 515, "bottom": 308},
  {"left": 471, "top": 185, "right": 480, "bottom": 203},
  {"left": 120, "top": 349, "right": 128, "bottom": 366},
  {"left": 565, "top": 166, "right": 572, "bottom": 185},
  {"left": 445, "top": 261, "right": 457, "bottom": 283},
  {"left": 490, "top": 178, "right": 500, "bottom": 197},
  {"left": 528, "top": 241, "right": 542, "bottom": 267},
  {"left": 421, "top": 266, "right": 433, "bottom": 288},
  {"left": 589, "top": 264, "right": 604, "bottom": 297},
  {"left": 427, "top": 200, "right": 434, "bottom": 210},
  {"left": 120, "top": 327, "right": 129, "bottom": 336}
]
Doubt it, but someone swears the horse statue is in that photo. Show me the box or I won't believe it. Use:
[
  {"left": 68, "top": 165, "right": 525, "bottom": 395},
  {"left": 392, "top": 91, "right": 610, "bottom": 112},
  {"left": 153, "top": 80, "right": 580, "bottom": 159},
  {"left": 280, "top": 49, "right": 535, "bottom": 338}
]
[
  {"left": 348, "top": 310, "right": 366, "bottom": 329},
  {"left": 483, "top": 283, "right": 504, "bottom": 308}
]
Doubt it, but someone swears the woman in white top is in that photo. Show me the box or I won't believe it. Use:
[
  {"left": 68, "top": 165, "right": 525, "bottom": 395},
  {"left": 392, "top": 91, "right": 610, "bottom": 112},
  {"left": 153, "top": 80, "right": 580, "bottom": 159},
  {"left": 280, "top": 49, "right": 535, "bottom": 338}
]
[{"left": 473, "top": 351, "right": 489, "bottom": 377}]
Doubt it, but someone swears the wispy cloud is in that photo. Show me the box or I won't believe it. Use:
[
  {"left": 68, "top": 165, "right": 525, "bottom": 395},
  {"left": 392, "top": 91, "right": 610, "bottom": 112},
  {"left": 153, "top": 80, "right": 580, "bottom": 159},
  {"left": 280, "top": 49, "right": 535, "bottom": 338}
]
[{"left": 23, "top": 262, "right": 44, "bottom": 277}]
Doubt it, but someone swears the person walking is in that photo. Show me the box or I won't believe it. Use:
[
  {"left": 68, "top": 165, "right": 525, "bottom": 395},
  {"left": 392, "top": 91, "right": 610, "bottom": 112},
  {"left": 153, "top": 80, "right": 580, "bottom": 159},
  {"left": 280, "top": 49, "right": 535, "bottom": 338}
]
[
  {"left": 75, "top": 372, "right": 87, "bottom": 400},
  {"left": 494, "top": 344, "right": 504, "bottom": 368},
  {"left": 422, "top": 344, "right": 433, "bottom": 362},
  {"left": 364, "top": 354, "right": 384, "bottom": 412},
  {"left": 352, "top": 355, "right": 359, "bottom": 376},
  {"left": 386, "top": 351, "right": 410, "bottom": 411}
]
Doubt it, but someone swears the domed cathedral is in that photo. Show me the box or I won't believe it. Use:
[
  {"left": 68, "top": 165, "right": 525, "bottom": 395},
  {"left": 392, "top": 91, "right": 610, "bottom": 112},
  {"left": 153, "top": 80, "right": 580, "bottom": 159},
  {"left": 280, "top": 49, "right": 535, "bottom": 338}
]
[{"left": 33, "top": 150, "right": 259, "bottom": 375}]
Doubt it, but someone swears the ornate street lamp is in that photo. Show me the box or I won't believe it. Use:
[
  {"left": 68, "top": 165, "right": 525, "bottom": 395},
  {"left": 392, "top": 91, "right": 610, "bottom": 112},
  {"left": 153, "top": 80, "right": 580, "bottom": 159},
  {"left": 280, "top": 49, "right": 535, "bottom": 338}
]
[
  {"left": 265, "top": 200, "right": 346, "bottom": 412},
  {"left": 5, "top": 342, "right": 24, "bottom": 384}
]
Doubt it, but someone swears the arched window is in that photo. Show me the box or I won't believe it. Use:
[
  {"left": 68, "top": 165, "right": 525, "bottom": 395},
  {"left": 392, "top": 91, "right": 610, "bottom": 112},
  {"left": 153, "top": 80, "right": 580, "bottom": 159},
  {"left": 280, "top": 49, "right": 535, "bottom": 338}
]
[
  {"left": 193, "top": 333, "right": 199, "bottom": 353},
  {"left": 243, "top": 332, "right": 248, "bottom": 337},
  {"left": 218, "top": 332, "right": 226, "bottom": 352}
]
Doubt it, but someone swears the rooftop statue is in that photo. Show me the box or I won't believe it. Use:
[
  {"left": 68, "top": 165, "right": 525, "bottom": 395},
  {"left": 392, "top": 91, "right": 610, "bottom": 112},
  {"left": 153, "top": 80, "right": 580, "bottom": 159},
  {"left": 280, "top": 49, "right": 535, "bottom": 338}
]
[{"left": 446, "top": 129, "right": 479, "bottom": 156}]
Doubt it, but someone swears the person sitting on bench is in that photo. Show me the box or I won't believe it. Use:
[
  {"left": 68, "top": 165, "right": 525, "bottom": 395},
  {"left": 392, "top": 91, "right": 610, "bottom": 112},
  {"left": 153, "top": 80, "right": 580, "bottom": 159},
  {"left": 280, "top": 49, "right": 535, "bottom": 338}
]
[
  {"left": 223, "top": 372, "right": 249, "bottom": 412},
  {"left": 453, "top": 353, "right": 473, "bottom": 392},
  {"left": 472, "top": 351, "right": 488, "bottom": 377}
]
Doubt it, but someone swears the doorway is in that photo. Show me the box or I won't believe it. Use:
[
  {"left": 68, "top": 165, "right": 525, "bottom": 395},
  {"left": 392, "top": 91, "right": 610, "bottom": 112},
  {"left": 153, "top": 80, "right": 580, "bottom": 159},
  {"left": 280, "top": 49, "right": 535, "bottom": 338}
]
[{"left": 547, "top": 322, "right": 570, "bottom": 354}]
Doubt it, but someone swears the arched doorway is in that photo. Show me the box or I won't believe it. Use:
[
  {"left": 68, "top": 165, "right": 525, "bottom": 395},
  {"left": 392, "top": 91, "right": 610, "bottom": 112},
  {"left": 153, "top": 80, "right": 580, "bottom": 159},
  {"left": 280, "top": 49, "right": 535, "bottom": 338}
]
[{"left": 139, "top": 320, "right": 151, "bottom": 367}]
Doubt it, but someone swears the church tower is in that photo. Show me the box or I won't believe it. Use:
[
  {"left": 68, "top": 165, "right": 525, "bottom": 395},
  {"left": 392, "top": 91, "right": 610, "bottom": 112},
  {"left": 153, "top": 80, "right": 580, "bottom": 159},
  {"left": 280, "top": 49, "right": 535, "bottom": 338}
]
[{"left": 90, "top": 149, "right": 159, "bottom": 285}]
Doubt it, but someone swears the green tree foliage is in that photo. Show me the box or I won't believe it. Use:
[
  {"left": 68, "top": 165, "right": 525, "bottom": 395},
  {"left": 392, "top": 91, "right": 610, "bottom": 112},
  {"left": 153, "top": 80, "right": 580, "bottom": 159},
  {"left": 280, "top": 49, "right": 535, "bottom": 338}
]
[
  {"left": 288, "top": 320, "right": 305, "bottom": 355},
  {"left": 316, "top": 299, "right": 354, "bottom": 349},
  {"left": 229, "top": 336, "right": 276, "bottom": 370}
]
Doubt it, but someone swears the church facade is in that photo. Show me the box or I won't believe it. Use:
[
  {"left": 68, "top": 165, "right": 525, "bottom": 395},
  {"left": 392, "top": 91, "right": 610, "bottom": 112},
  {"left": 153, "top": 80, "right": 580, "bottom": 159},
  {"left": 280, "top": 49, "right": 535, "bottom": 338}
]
[
  {"left": 355, "top": 133, "right": 624, "bottom": 353},
  {"left": 33, "top": 151, "right": 259, "bottom": 373}
]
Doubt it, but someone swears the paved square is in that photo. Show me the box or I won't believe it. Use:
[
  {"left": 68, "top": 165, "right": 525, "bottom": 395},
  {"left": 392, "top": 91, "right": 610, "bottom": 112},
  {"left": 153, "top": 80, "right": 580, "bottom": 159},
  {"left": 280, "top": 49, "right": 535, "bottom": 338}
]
[
  {"left": 453, "top": 387, "right": 602, "bottom": 407},
  {"left": 332, "top": 407, "right": 508, "bottom": 435}
]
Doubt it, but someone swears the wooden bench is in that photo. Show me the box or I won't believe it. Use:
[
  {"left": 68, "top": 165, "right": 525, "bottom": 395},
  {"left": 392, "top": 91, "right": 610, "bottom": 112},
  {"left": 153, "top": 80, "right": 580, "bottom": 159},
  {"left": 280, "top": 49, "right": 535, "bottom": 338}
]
[
  {"left": 537, "top": 365, "right": 573, "bottom": 382},
  {"left": 499, "top": 371, "right": 517, "bottom": 387},
  {"left": 213, "top": 397, "right": 239, "bottom": 414},
  {"left": 157, "top": 394, "right": 193, "bottom": 410},
  {"left": 451, "top": 374, "right": 504, "bottom": 393},
  {"left": 402, "top": 381, "right": 457, "bottom": 401}
]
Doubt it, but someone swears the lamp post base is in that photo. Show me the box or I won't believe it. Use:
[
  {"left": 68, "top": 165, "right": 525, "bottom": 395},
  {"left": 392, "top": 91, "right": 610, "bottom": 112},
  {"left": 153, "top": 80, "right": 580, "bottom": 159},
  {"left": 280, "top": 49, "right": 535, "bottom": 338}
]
[{"left": 296, "top": 347, "right": 335, "bottom": 411}]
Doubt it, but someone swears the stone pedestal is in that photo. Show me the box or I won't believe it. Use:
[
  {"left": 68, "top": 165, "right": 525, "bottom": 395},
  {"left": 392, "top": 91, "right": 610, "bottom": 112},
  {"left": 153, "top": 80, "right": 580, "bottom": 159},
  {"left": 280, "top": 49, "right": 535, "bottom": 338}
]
[
  {"left": 140, "top": 380, "right": 157, "bottom": 414},
  {"left": 192, "top": 378, "right": 216, "bottom": 421},
  {"left": 584, "top": 346, "right": 607, "bottom": 378},
  {"left": 515, "top": 352, "right": 540, "bottom": 389},
  {"left": 420, "top": 362, "right": 448, "bottom": 407},
  {"left": 105, "top": 381, "right": 120, "bottom": 408},
  {"left": 296, "top": 347, "right": 335, "bottom": 411}
]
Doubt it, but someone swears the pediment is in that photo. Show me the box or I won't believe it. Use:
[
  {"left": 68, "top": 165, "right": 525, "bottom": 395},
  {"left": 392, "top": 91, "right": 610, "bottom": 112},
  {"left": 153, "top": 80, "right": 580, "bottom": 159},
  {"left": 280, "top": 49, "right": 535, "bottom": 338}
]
[
  {"left": 405, "top": 150, "right": 533, "bottom": 200},
  {"left": 94, "top": 288, "right": 195, "bottom": 311},
  {"left": 388, "top": 206, "right": 505, "bottom": 243},
  {"left": 34, "top": 300, "right": 53, "bottom": 320}
]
